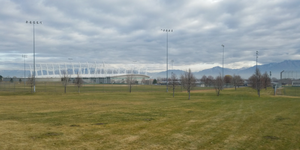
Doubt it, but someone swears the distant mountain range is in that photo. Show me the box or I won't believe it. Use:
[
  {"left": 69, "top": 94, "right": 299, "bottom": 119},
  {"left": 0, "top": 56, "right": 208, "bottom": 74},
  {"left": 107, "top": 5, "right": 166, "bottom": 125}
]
[
  {"left": 1, "top": 60, "right": 299, "bottom": 79},
  {"left": 148, "top": 60, "right": 300, "bottom": 79}
]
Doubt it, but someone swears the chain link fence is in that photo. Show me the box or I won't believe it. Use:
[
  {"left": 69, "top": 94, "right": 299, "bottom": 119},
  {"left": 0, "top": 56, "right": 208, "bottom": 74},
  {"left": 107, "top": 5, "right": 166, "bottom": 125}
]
[
  {"left": 276, "top": 70, "right": 300, "bottom": 96},
  {"left": 0, "top": 77, "right": 216, "bottom": 94},
  {"left": 276, "top": 86, "right": 300, "bottom": 96}
]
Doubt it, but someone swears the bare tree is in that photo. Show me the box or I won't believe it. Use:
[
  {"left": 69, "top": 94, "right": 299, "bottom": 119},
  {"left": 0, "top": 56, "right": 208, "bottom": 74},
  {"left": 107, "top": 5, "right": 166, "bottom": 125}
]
[
  {"left": 238, "top": 77, "right": 244, "bottom": 87},
  {"left": 248, "top": 68, "right": 262, "bottom": 97},
  {"left": 74, "top": 73, "right": 83, "bottom": 93},
  {"left": 169, "top": 73, "right": 179, "bottom": 97},
  {"left": 61, "top": 70, "right": 70, "bottom": 93},
  {"left": 214, "top": 74, "right": 223, "bottom": 96},
  {"left": 200, "top": 75, "right": 207, "bottom": 87},
  {"left": 207, "top": 75, "right": 214, "bottom": 87},
  {"left": 27, "top": 75, "right": 34, "bottom": 93},
  {"left": 180, "top": 69, "right": 197, "bottom": 100},
  {"left": 224, "top": 75, "right": 232, "bottom": 87},
  {"left": 262, "top": 71, "right": 271, "bottom": 90},
  {"left": 126, "top": 74, "right": 135, "bottom": 93},
  {"left": 232, "top": 74, "right": 243, "bottom": 90}
]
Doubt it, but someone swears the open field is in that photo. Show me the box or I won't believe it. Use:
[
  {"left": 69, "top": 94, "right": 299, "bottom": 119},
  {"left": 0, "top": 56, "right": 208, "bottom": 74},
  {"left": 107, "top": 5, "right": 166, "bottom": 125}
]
[{"left": 0, "top": 87, "right": 300, "bottom": 149}]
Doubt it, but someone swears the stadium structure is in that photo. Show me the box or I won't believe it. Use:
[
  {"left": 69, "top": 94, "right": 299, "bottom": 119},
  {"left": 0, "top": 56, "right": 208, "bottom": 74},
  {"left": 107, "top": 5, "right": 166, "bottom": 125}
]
[{"left": 28, "top": 62, "right": 150, "bottom": 84}]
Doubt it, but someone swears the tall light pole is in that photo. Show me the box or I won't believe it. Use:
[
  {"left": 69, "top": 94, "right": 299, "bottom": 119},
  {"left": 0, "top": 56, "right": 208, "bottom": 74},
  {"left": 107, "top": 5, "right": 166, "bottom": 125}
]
[
  {"left": 256, "top": 51, "right": 258, "bottom": 71},
  {"left": 26, "top": 21, "right": 42, "bottom": 93},
  {"left": 22, "top": 55, "right": 27, "bottom": 89},
  {"left": 161, "top": 29, "right": 173, "bottom": 92},
  {"left": 221, "top": 45, "right": 224, "bottom": 78},
  {"left": 256, "top": 51, "right": 259, "bottom": 90},
  {"left": 280, "top": 70, "right": 284, "bottom": 87}
]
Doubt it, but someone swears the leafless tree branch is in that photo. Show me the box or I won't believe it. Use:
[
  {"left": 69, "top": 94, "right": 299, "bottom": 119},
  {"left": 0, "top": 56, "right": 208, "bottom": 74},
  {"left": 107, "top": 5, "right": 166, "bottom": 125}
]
[
  {"left": 74, "top": 73, "right": 83, "bottom": 93},
  {"left": 180, "top": 69, "right": 197, "bottom": 100},
  {"left": 61, "top": 70, "right": 70, "bottom": 93}
]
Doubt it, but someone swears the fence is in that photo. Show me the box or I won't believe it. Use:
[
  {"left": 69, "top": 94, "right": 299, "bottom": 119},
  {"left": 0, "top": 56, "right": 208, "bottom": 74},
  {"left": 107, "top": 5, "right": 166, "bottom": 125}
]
[
  {"left": 276, "top": 86, "right": 300, "bottom": 96},
  {"left": 0, "top": 77, "right": 214, "bottom": 94},
  {"left": 281, "top": 71, "right": 300, "bottom": 80},
  {"left": 277, "top": 70, "right": 300, "bottom": 96}
]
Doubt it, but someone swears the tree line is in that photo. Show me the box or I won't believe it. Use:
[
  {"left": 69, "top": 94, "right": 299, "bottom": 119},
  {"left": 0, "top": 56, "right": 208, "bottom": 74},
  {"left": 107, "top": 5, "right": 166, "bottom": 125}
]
[
  {"left": 1, "top": 67, "right": 272, "bottom": 98},
  {"left": 156, "top": 68, "right": 271, "bottom": 99}
]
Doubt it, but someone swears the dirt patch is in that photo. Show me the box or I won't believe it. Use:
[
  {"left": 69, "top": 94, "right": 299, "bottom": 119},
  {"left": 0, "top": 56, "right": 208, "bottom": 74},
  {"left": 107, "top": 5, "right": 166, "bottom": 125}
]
[
  {"left": 70, "top": 124, "right": 80, "bottom": 127},
  {"left": 144, "top": 118, "right": 154, "bottom": 121},
  {"left": 275, "top": 116, "right": 289, "bottom": 122},
  {"left": 94, "top": 123, "right": 107, "bottom": 125},
  {"left": 187, "top": 120, "right": 197, "bottom": 124},
  {"left": 44, "top": 132, "right": 63, "bottom": 136},
  {"left": 263, "top": 135, "right": 280, "bottom": 140},
  {"left": 52, "top": 123, "right": 63, "bottom": 126},
  {"left": 30, "top": 132, "right": 63, "bottom": 139},
  {"left": 121, "top": 135, "right": 139, "bottom": 143}
]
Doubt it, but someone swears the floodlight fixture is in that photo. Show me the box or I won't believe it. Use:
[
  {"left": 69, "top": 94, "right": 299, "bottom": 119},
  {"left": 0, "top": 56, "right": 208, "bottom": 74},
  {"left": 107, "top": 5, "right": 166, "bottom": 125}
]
[
  {"left": 256, "top": 51, "right": 258, "bottom": 70},
  {"left": 221, "top": 44, "right": 225, "bottom": 79},
  {"left": 161, "top": 29, "right": 173, "bottom": 92},
  {"left": 26, "top": 20, "right": 42, "bottom": 92}
]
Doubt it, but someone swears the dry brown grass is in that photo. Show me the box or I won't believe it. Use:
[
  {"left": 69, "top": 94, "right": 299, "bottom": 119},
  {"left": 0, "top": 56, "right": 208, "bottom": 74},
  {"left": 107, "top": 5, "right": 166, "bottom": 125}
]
[{"left": 0, "top": 88, "right": 300, "bottom": 149}]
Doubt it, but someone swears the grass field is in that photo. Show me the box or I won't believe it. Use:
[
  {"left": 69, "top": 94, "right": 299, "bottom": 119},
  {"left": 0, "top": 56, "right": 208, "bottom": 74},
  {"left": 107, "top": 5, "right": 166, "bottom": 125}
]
[
  {"left": 0, "top": 87, "right": 300, "bottom": 149},
  {"left": 281, "top": 86, "right": 300, "bottom": 96}
]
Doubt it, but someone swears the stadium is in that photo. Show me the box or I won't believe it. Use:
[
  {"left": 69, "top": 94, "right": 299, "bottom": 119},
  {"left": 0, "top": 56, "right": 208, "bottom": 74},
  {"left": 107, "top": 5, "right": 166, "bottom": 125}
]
[{"left": 27, "top": 62, "right": 150, "bottom": 84}]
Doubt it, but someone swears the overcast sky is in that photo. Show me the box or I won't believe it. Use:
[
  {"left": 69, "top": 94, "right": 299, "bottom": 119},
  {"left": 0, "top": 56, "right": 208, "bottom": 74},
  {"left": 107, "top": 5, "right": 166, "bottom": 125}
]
[{"left": 1, "top": 0, "right": 300, "bottom": 72}]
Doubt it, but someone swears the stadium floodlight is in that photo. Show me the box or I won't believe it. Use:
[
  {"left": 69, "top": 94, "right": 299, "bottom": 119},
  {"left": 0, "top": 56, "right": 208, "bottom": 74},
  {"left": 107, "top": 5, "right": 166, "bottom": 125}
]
[
  {"left": 26, "top": 21, "right": 42, "bottom": 92},
  {"left": 256, "top": 51, "right": 259, "bottom": 90},
  {"left": 221, "top": 44, "right": 224, "bottom": 78},
  {"left": 256, "top": 51, "right": 258, "bottom": 70},
  {"left": 161, "top": 29, "right": 173, "bottom": 92}
]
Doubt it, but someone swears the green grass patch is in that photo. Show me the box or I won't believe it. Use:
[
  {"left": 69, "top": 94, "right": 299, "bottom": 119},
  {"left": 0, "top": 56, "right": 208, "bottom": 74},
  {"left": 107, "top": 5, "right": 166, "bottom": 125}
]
[
  {"left": 0, "top": 87, "right": 299, "bottom": 149},
  {"left": 281, "top": 86, "right": 300, "bottom": 96}
]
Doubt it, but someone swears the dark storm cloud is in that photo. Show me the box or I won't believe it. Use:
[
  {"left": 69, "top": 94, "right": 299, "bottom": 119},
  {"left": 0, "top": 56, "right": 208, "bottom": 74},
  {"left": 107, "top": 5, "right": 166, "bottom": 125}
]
[{"left": 0, "top": 0, "right": 300, "bottom": 71}]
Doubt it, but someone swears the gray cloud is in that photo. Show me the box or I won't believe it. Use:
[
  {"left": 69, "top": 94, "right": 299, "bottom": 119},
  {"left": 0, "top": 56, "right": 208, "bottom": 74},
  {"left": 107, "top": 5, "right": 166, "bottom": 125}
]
[{"left": 0, "top": 0, "right": 300, "bottom": 72}]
